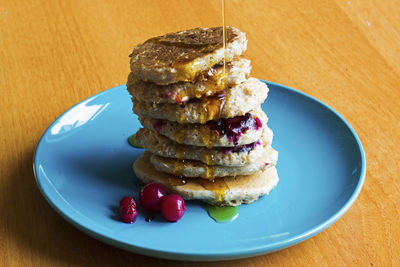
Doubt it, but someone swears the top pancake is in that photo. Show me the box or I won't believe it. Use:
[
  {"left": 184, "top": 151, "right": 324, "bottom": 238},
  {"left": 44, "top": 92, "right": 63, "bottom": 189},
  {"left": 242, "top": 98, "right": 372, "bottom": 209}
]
[{"left": 129, "top": 26, "right": 247, "bottom": 85}]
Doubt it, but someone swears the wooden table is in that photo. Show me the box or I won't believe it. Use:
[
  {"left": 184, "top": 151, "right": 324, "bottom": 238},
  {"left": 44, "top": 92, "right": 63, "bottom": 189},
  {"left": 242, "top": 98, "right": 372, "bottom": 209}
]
[{"left": 1, "top": 0, "right": 399, "bottom": 265}]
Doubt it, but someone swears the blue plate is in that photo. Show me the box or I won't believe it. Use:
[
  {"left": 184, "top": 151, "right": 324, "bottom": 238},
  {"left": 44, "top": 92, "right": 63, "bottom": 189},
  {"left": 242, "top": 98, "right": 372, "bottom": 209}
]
[{"left": 33, "top": 81, "right": 365, "bottom": 261}]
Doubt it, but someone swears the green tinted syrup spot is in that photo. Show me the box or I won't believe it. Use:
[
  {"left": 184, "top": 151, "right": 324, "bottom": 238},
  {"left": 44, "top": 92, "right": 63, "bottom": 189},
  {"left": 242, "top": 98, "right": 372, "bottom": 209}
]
[
  {"left": 204, "top": 205, "right": 239, "bottom": 223},
  {"left": 128, "top": 134, "right": 143, "bottom": 148}
]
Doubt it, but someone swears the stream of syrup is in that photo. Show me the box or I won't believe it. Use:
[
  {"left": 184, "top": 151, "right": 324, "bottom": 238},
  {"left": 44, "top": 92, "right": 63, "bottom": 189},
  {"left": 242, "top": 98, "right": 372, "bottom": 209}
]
[
  {"left": 168, "top": 0, "right": 237, "bottom": 222},
  {"left": 218, "top": 0, "right": 229, "bottom": 118},
  {"left": 222, "top": 0, "right": 227, "bottom": 79},
  {"left": 199, "top": 0, "right": 238, "bottom": 222}
]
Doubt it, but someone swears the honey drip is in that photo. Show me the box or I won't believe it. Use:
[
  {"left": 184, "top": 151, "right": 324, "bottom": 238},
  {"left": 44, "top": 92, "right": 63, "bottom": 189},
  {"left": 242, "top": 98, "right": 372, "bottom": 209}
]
[
  {"left": 173, "top": 159, "right": 186, "bottom": 174},
  {"left": 199, "top": 127, "right": 217, "bottom": 148},
  {"left": 167, "top": 176, "right": 229, "bottom": 204},
  {"left": 222, "top": 0, "right": 227, "bottom": 80},
  {"left": 175, "top": 1, "right": 228, "bottom": 124},
  {"left": 204, "top": 154, "right": 213, "bottom": 165},
  {"left": 205, "top": 165, "right": 215, "bottom": 180},
  {"left": 175, "top": 65, "right": 227, "bottom": 122},
  {"left": 164, "top": 4, "right": 230, "bottom": 204},
  {"left": 199, "top": 178, "right": 229, "bottom": 203},
  {"left": 198, "top": 97, "right": 223, "bottom": 124},
  {"left": 172, "top": 61, "right": 202, "bottom": 82},
  {"left": 219, "top": 0, "right": 230, "bottom": 113},
  {"left": 178, "top": 112, "right": 187, "bottom": 123},
  {"left": 166, "top": 173, "right": 230, "bottom": 203},
  {"left": 164, "top": 161, "right": 229, "bottom": 202},
  {"left": 175, "top": 146, "right": 185, "bottom": 159},
  {"left": 149, "top": 39, "right": 215, "bottom": 83},
  {"left": 154, "top": 157, "right": 211, "bottom": 180},
  {"left": 194, "top": 0, "right": 230, "bottom": 206},
  {"left": 168, "top": 176, "right": 187, "bottom": 186},
  {"left": 164, "top": 157, "right": 215, "bottom": 180},
  {"left": 175, "top": 65, "right": 227, "bottom": 103},
  {"left": 173, "top": 127, "right": 186, "bottom": 144}
]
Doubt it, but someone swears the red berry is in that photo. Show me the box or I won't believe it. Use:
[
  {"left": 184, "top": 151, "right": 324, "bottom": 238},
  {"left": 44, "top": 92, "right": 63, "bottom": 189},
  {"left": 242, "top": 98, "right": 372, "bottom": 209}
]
[
  {"left": 161, "top": 194, "right": 186, "bottom": 222},
  {"left": 153, "top": 120, "right": 163, "bottom": 133},
  {"left": 255, "top": 116, "right": 263, "bottom": 130},
  {"left": 139, "top": 183, "right": 166, "bottom": 212},
  {"left": 119, "top": 196, "right": 136, "bottom": 208},
  {"left": 119, "top": 203, "right": 137, "bottom": 223}
]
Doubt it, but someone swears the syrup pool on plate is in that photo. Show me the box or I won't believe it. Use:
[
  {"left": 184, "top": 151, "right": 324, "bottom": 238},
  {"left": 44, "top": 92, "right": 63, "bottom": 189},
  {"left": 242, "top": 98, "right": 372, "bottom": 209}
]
[
  {"left": 128, "top": 133, "right": 143, "bottom": 148},
  {"left": 204, "top": 205, "right": 239, "bottom": 223}
]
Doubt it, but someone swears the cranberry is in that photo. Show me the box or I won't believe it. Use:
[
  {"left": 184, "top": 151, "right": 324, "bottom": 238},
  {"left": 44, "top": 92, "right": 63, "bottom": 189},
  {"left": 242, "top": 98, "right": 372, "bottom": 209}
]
[
  {"left": 119, "top": 197, "right": 137, "bottom": 223},
  {"left": 139, "top": 183, "right": 167, "bottom": 212},
  {"left": 119, "top": 196, "right": 136, "bottom": 207},
  {"left": 161, "top": 194, "right": 186, "bottom": 222}
]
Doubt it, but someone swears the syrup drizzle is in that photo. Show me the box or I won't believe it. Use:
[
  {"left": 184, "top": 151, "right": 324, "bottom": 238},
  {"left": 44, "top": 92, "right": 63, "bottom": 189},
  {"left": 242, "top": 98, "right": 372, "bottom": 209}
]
[
  {"left": 222, "top": 0, "right": 227, "bottom": 79},
  {"left": 168, "top": 2, "right": 232, "bottom": 215},
  {"left": 174, "top": 5, "right": 228, "bottom": 125},
  {"left": 199, "top": 178, "right": 229, "bottom": 203},
  {"left": 219, "top": 0, "right": 230, "bottom": 116},
  {"left": 174, "top": 64, "right": 228, "bottom": 103},
  {"left": 167, "top": 175, "right": 229, "bottom": 203},
  {"left": 161, "top": 156, "right": 216, "bottom": 180},
  {"left": 193, "top": 0, "right": 230, "bottom": 203},
  {"left": 174, "top": 127, "right": 186, "bottom": 143},
  {"left": 168, "top": 176, "right": 187, "bottom": 186}
]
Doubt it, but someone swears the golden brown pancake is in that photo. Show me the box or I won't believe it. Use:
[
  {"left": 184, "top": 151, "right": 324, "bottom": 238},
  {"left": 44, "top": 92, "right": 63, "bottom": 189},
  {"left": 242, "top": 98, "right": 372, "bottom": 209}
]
[
  {"left": 129, "top": 26, "right": 247, "bottom": 85},
  {"left": 134, "top": 152, "right": 279, "bottom": 206},
  {"left": 150, "top": 145, "right": 278, "bottom": 179},
  {"left": 134, "top": 127, "right": 273, "bottom": 167},
  {"left": 132, "top": 78, "right": 269, "bottom": 124},
  {"left": 127, "top": 57, "right": 251, "bottom": 104},
  {"left": 138, "top": 107, "right": 267, "bottom": 147}
]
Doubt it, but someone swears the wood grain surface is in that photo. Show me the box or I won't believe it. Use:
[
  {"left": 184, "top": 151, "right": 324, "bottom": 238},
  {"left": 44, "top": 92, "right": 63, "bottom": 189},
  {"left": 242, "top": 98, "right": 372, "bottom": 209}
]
[{"left": 1, "top": 0, "right": 399, "bottom": 266}]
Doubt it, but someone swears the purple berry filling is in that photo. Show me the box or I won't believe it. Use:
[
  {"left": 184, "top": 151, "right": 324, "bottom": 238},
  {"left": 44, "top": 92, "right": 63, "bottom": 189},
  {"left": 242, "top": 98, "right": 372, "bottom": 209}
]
[
  {"left": 255, "top": 117, "right": 262, "bottom": 129},
  {"left": 153, "top": 120, "right": 163, "bottom": 133},
  {"left": 208, "top": 113, "right": 263, "bottom": 145},
  {"left": 221, "top": 140, "right": 261, "bottom": 154}
]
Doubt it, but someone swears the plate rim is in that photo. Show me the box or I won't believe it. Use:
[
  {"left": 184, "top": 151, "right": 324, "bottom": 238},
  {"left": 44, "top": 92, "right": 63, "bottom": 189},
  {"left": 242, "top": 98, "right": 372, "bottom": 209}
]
[{"left": 33, "top": 80, "right": 366, "bottom": 261}]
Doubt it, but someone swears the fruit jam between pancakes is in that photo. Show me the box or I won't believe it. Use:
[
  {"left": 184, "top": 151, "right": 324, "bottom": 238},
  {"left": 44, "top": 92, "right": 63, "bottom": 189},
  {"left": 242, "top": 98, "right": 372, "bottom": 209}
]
[
  {"left": 152, "top": 112, "right": 262, "bottom": 149},
  {"left": 208, "top": 113, "right": 262, "bottom": 145}
]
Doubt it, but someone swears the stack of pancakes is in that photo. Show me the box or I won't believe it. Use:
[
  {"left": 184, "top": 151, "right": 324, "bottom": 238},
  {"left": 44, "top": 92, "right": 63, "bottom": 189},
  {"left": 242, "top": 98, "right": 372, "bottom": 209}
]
[{"left": 128, "top": 27, "right": 279, "bottom": 206}]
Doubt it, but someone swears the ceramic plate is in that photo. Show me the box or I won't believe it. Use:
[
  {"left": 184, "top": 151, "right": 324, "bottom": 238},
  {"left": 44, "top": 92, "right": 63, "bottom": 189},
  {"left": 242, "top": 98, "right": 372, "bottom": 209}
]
[{"left": 33, "top": 81, "right": 366, "bottom": 261}]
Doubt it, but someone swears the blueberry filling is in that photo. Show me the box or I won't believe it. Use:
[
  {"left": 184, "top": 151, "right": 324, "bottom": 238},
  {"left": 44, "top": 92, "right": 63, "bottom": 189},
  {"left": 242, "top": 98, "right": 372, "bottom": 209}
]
[
  {"left": 221, "top": 140, "right": 261, "bottom": 154},
  {"left": 208, "top": 113, "right": 263, "bottom": 145}
]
